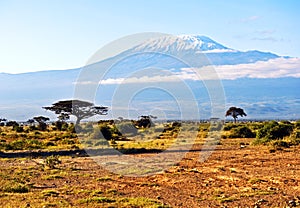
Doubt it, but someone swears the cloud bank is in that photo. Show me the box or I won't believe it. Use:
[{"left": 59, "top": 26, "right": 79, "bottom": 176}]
[
  {"left": 213, "top": 57, "right": 300, "bottom": 79},
  {"left": 74, "top": 57, "right": 300, "bottom": 85}
]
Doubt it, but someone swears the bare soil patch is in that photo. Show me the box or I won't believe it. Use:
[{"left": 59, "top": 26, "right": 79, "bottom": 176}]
[{"left": 0, "top": 138, "right": 300, "bottom": 207}]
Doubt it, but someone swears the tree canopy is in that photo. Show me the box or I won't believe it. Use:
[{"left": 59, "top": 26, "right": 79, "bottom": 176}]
[
  {"left": 43, "top": 99, "right": 108, "bottom": 126},
  {"left": 33, "top": 116, "right": 50, "bottom": 131},
  {"left": 225, "top": 107, "right": 247, "bottom": 123},
  {"left": 132, "top": 115, "right": 156, "bottom": 128}
]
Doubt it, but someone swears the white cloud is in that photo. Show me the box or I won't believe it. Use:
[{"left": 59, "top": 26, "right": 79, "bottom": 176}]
[
  {"left": 74, "top": 57, "right": 300, "bottom": 85},
  {"left": 213, "top": 57, "right": 300, "bottom": 79}
]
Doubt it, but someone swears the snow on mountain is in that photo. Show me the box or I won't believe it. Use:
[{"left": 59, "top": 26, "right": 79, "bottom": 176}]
[
  {"left": 178, "top": 35, "right": 230, "bottom": 51},
  {"left": 132, "top": 34, "right": 232, "bottom": 54},
  {"left": 120, "top": 34, "right": 279, "bottom": 67}
]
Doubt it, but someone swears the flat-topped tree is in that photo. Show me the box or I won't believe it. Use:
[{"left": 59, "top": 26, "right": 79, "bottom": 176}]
[
  {"left": 225, "top": 107, "right": 247, "bottom": 123},
  {"left": 43, "top": 100, "right": 108, "bottom": 126}
]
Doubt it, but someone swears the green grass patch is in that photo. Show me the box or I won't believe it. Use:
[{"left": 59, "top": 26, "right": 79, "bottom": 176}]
[
  {"left": 79, "top": 197, "right": 116, "bottom": 204},
  {"left": 2, "top": 183, "right": 29, "bottom": 193},
  {"left": 42, "top": 174, "right": 64, "bottom": 180},
  {"left": 248, "top": 178, "right": 267, "bottom": 184},
  {"left": 42, "top": 190, "right": 60, "bottom": 197},
  {"left": 240, "top": 190, "right": 275, "bottom": 197},
  {"left": 118, "top": 197, "right": 170, "bottom": 208}
]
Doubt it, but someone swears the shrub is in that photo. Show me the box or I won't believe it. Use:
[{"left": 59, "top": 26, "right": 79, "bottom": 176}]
[
  {"left": 256, "top": 121, "right": 293, "bottom": 141},
  {"left": 2, "top": 183, "right": 29, "bottom": 193},
  {"left": 229, "top": 126, "right": 255, "bottom": 138},
  {"left": 6, "top": 121, "right": 19, "bottom": 127},
  {"left": 68, "top": 123, "right": 76, "bottom": 133},
  {"left": 29, "top": 125, "right": 37, "bottom": 131},
  {"left": 44, "top": 155, "right": 61, "bottom": 169},
  {"left": 223, "top": 123, "right": 239, "bottom": 131},
  {"left": 271, "top": 140, "right": 290, "bottom": 148},
  {"left": 295, "top": 120, "right": 300, "bottom": 128},
  {"left": 13, "top": 125, "right": 24, "bottom": 133},
  {"left": 61, "top": 139, "right": 75, "bottom": 145},
  {"left": 5, "top": 139, "right": 44, "bottom": 150},
  {"left": 79, "top": 197, "right": 116, "bottom": 204},
  {"left": 54, "top": 121, "right": 63, "bottom": 131},
  {"left": 116, "top": 122, "right": 138, "bottom": 136},
  {"left": 99, "top": 124, "right": 113, "bottom": 140},
  {"left": 253, "top": 121, "right": 294, "bottom": 145},
  {"left": 44, "top": 141, "right": 55, "bottom": 146}
]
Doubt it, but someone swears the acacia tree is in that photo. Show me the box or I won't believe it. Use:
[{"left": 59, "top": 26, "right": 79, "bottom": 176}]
[
  {"left": 43, "top": 100, "right": 108, "bottom": 126},
  {"left": 225, "top": 107, "right": 247, "bottom": 123},
  {"left": 33, "top": 116, "right": 50, "bottom": 131}
]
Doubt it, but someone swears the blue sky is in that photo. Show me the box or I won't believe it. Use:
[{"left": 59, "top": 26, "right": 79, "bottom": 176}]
[{"left": 0, "top": 0, "right": 299, "bottom": 74}]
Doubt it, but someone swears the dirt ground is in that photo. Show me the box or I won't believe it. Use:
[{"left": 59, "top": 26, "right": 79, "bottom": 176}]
[{"left": 0, "top": 138, "right": 300, "bottom": 207}]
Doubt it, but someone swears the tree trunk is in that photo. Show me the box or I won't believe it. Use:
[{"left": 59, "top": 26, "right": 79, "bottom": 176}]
[{"left": 75, "top": 118, "right": 81, "bottom": 127}]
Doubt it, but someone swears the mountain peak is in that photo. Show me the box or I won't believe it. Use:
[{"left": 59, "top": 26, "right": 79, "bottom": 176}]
[
  {"left": 132, "top": 34, "right": 233, "bottom": 54},
  {"left": 177, "top": 34, "right": 229, "bottom": 51}
]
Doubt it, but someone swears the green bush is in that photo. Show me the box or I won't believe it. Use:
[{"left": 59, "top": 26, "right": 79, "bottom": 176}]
[
  {"left": 256, "top": 121, "right": 293, "bottom": 141},
  {"left": 229, "top": 126, "right": 255, "bottom": 138},
  {"left": 61, "top": 139, "right": 75, "bottom": 145},
  {"left": 5, "top": 139, "right": 44, "bottom": 150},
  {"left": 99, "top": 124, "right": 113, "bottom": 140},
  {"left": 271, "top": 140, "right": 290, "bottom": 148},
  {"left": 13, "top": 125, "right": 24, "bottom": 133},
  {"left": 2, "top": 183, "right": 29, "bottom": 193},
  {"left": 223, "top": 123, "right": 239, "bottom": 131},
  {"left": 29, "top": 125, "right": 37, "bottom": 131},
  {"left": 253, "top": 121, "right": 294, "bottom": 145}
]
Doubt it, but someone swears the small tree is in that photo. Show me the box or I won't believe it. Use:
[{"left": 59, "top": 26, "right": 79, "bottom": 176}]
[
  {"left": 133, "top": 115, "right": 156, "bottom": 128},
  {"left": 0, "top": 118, "right": 7, "bottom": 126},
  {"left": 43, "top": 100, "right": 108, "bottom": 126},
  {"left": 225, "top": 107, "right": 247, "bottom": 123},
  {"left": 27, "top": 119, "right": 35, "bottom": 125},
  {"left": 54, "top": 113, "right": 70, "bottom": 131},
  {"left": 33, "top": 116, "right": 50, "bottom": 131},
  {"left": 6, "top": 120, "right": 19, "bottom": 127}
]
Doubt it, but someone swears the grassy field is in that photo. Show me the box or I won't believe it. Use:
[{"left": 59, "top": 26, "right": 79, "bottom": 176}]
[{"left": 0, "top": 120, "right": 299, "bottom": 207}]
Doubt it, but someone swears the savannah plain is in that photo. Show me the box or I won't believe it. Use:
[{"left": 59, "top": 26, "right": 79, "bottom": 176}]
[{"left": 0, "top": 120, "right": 299, "bottom": 208}]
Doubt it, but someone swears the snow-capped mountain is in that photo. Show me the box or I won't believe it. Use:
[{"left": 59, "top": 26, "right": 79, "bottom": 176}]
[
  {"left": 132, "top": 35, "right": 233, "bottom": 53},
  {"left": 0, "top": 34, "right": 298, "bottom": 120},
  {"left": 127, "top": 35, "right": 279, "bottom": 66}
]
